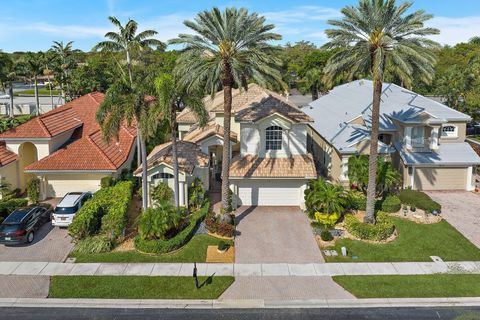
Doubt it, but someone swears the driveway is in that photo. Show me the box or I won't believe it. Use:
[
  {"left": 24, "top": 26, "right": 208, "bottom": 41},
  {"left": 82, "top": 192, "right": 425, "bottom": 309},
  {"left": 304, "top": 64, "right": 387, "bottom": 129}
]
[
  {"left": 234, "top": 206, "right": 323, "bottom": 263},
  {"left": 426, "top": 191, "right": 480, "bottom": 248},
  {"left": 0, "top": 223, "right": 74, "bottom": 262}
]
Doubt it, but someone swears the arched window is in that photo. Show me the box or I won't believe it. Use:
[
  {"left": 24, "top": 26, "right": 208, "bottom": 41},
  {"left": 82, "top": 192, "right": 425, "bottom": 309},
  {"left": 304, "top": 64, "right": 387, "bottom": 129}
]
[
  {"left": 266, "top": 126, "right": 283, "bottom": 150},
  {"left": 152, "top": 172, "right": 174, "bottom": 180}
]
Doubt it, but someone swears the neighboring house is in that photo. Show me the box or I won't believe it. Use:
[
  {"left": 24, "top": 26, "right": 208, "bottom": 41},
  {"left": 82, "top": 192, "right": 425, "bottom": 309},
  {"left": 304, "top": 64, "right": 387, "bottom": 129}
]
[
  {"left": 304, "top": 79, "right": 480, "bottom": 191},
  {"left": 0, "top": 93, "right": 137, "bottom": 199},
  {"left": 143, "top": 84, "right": 317, "bottom": 208}
]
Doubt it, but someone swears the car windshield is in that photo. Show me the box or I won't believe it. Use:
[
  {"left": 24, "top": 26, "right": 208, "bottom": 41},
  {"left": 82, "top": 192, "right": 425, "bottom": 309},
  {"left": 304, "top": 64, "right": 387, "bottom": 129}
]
[
  {"left": 3, "top": 209, "right": 29, "bottom": 224},
  {"left": 54, "top": 206, "right": 77, "bottom": 215},
  {"left": 0, "top": 223, "right": 21, "bottom": 233}
]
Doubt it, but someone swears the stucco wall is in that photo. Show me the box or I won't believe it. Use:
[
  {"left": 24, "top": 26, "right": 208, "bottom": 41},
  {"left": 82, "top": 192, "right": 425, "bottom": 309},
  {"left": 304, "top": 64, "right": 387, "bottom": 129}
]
[
  {"left": 439, "top": 122, "right": 467, "bottom": 143},
  {"left": 308, "top": 127, "right": 343, "bottom": 183},
  {"left": 0, "top": 161, "right": 20, "bottom": 190}
]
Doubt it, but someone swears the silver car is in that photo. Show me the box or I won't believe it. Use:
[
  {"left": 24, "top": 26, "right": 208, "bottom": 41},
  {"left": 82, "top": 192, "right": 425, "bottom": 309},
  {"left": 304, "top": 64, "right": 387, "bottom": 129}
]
[{"left": 51, "top": 192, "right": 92, "bottom": 227}]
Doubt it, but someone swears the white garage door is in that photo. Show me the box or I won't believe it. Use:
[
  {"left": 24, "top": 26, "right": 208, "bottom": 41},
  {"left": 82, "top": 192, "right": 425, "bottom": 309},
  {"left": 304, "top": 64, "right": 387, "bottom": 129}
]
[
  {"left": 236, "top": 179, "right": 306, "bottom": 206},
  {"left": 414, "top": 167, "right": 467, "bottom": 191},
  {"left": 46, "top": 176, "right": 102, "bottom": 198}
]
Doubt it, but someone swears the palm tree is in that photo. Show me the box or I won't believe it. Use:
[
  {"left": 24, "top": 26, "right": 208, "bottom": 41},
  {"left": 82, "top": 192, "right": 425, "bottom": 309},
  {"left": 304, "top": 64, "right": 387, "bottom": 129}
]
[
  {"left": 50, "top": 41, "right": 75, "bottom": 102},
  {"left": 23, "top": 52, "right": 46, "bottom": 116},
  {"left": 301, "top": 69, "right": 325, "bottom": 100},
  {"left": 323, "top": 0, "right": 439, "bottom": 223},
  {"left": 153, "top": 74, "right": 207, "bottom": 209},
  {"left": 171, "top": 7, "right": 284, "bottom": 215},
  {"left": 93, "top": 16, "right": 165, "bottom": 182},
  {"left": 0, "top": 52, "right": 16, "bottom": 117}
]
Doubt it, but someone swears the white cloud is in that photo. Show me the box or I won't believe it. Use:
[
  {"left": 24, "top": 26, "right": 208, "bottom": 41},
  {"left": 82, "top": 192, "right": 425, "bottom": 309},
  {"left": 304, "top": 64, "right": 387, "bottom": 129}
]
[
  {"left": 428, "top": 16, "right": 480, "bottom": 45},
  {"left": 263, "top": 6, "right": 340, "bottom": 24},
  {"left": 27, "top": 23, "right": 111, "bottom": 38}
]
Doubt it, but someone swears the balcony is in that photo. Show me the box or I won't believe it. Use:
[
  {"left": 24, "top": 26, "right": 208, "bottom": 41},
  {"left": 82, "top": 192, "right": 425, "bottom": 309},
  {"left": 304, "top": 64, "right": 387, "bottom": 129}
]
[{"left": 404, "top": 137, "right": 437, "bottom": 153}]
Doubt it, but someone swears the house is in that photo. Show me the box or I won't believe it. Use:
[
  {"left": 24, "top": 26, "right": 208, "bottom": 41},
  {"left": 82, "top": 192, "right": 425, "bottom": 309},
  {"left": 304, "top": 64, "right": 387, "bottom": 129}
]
[
  {"left": 141, "top": 84, "right": 317, "bottom": 208},
  {"left": 0, "top": 93, "right": 137, "bottom": 199},
  {"left": 304, "top": 80, "right": 480, "bottom": 191}
]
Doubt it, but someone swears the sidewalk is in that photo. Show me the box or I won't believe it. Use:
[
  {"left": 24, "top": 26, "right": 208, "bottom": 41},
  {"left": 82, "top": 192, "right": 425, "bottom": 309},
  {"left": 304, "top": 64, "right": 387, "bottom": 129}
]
[{"left": 1, "top": 261, "right": 479, "bottom": 277}]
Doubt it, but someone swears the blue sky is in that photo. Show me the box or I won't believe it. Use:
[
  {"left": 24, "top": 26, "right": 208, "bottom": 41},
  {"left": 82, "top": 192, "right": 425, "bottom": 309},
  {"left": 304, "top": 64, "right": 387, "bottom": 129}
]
[{"left": 1, "top": 0, "right": 479, "bottom": 52}]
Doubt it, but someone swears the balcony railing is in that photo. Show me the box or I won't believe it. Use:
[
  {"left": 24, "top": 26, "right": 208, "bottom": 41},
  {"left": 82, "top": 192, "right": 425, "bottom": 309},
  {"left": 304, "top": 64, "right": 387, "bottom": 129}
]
[{"left": 405, "top": 137, "right": 435, "bottom": 153}]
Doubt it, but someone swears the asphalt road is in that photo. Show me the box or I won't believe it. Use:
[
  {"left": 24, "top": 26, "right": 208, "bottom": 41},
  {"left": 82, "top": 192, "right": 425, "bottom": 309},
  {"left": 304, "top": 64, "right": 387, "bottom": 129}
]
[{"left": 0, "top": 307, "right": 479, "bottom": 320}]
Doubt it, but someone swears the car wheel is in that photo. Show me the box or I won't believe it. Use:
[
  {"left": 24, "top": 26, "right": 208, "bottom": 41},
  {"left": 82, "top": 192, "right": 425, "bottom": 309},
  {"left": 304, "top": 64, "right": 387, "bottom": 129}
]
[{"left": 27, "top": 231, "right": 34, "bottom": 243}]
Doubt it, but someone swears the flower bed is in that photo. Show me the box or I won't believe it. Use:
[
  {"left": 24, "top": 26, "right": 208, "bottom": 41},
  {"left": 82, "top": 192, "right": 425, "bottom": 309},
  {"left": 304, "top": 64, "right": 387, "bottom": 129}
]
[
  {"left": 204, "top": 212, "right": 235, "bottom": 238},
  {"left": 344, "top": 212, "right": 395, "bottom": 241},
  {"left": 134, "top": 202, "right": 209, "bottom": 254}
]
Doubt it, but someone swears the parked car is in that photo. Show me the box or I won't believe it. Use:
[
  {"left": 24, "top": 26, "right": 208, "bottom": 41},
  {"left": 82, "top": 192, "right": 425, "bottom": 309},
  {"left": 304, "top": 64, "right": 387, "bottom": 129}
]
[
  {"left": 0, "top": 94, "right": 10, "bottom": 99},
  {"left": 0, "top": 206, "right": 51, "bottom": 245},
  {"left": 467, "top": 122, "right": 480, "bottom": 136},
  {"left": 51, "top": 192, "right": 92, "bottom": 227}
]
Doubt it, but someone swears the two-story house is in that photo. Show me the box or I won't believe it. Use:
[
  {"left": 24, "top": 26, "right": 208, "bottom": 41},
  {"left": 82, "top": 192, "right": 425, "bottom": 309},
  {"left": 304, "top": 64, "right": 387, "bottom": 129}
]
[
  {"left": 140, "top": 84, "right": 317, "bottom": 208},
  {"left": 304, "top": 80, "right": 480, "bottom": 191}
]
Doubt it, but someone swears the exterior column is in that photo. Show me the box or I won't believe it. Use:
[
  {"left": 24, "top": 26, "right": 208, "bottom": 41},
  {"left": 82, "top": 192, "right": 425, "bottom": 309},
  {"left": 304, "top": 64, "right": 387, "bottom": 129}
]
[
  {"left": 340, "top": 156, "right": 349, "bottom": 182},
  {"left": 466, "top": 166, "right": 475, "bottom": 191},
  {"left": 39, "top": 176, "right": 47, "bottom": 201},
  {"left": 430, "top": 126, "right": 440, "bottom": 150},
  {"left": 410, "top": 166, "right": 415, "bottom": 190},
  {"left": 404, "top": 126, "right": 412, "bottom": 150},
  {"left": 179, "top": 181, "right": 185, "bottom": 207}
]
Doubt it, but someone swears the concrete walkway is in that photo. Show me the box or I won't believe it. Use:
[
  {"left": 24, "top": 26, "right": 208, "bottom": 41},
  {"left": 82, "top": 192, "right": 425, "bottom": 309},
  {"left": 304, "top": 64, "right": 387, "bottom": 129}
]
[{"left": 1, "top": 261, "right": 479, "bottom": 277}]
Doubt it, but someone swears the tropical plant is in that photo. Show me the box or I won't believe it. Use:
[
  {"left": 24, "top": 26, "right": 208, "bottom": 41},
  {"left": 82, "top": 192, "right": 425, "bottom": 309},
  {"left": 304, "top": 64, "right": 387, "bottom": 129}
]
[
  {"left": 93, "top": 16, "right": 164, "bottom": 210},
  {"left": 26, "top": 177, "right": 40, "bottom": 204},
  {"left": 171, "top": 7, "right": 284, "bottom": 216},
  {"left": 49, "top": 40, "right": 76, "bottom": 102},
  {"left": 0, "top": 178, "right": 11, "bottom": 197},
  {"left": 150, "top": 182, "right": 174, "bottom": 205},
  {"left": 153, "top": 73, "right": 207, "bottom": 209},
  {"left": 305, "top": 178, "right": 347, "bottom": 215},
  {"left": 300, "top": 68, "right": 325, "bottom": 100},
  {"left": 0, "top": 52, "right": 17, "bottom": 117},
  {"left": 188, "top": 177, "right": 205, "bottom": 209},
  {"left": 137, "top": 201, "right": 180, "bottom": 240},
  {"left": 323, "top": 0, "right": 439, "bottom": 223},
  {"left": 21, "top": 52, "right": 46, "bottom": 115}
]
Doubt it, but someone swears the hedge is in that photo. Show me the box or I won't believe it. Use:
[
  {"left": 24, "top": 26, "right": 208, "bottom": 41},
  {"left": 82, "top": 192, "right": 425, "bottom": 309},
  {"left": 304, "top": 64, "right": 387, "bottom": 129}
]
[
  {"left": 0, "top": 198, "right": 28, "bottom": 217},
  {"left": 398, "top": 189, "right": 441, "bottom": 213},
  {"left": 69, "top": 181, "right": 133, "bottom": 240},
  {"left": 347, "top": 191, "right": 367, "bottom": 211},
  {"left": 134, "top": 202, "right": 209, "bottom": 254},
  {"left": 381, "top": 195, "right": 401, "bottom": 213},
  {"left": 344, "top": 212, "right": 395, "bottom": 241}
]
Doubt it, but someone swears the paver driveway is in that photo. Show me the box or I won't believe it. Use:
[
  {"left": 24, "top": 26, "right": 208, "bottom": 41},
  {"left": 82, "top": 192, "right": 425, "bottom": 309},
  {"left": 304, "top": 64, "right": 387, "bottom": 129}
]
[
  {"left": 426, "top": 191, "right": 480, "bottom": 248},
  {"left": 234, "top": 206, "right": 323, "bottom": 263},
  {"left": 0, "top": 223, "right": 74, "bottom": 262}
]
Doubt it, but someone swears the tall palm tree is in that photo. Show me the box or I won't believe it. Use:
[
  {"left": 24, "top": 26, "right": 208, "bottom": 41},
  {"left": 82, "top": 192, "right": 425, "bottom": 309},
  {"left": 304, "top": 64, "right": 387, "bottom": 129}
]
[
  {"left": 301, "top": 69, "right": 325, "bottom": 100},
  {"left": 0, "top": 52, "right": 16, "bottom": 117},
  {"left": 93, "top": 16, "right": 165, "bottom": 181},
  {"left": 50, "top": 41, "right": 75, "bottom": 102},
  {"left": 23, "top": 52, "right": 46, "bottom": 116},
  {"left": 171, "top": 7, "right": 284, "bottom": 214},
  {"left": 153, "top": 74, "right": 208, "bottom": 209},
  {"left": 323, "top": 0, "right": 439, "bottom": 223}
]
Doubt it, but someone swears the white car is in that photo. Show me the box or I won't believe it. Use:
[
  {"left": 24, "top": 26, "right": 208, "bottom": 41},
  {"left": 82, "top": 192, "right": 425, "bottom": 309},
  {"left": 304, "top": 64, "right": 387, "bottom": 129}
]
[
  {"left": 51, "top": 192, "right": 92, "bottom": 227},
  {"left": 0, "top": 94, "right": 10, "bottom": 99}
]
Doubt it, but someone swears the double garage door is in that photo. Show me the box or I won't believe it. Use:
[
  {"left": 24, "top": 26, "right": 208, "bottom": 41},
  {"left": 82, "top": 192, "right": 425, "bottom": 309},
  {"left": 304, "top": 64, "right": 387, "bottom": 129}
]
[
  {"left": 236, "top": 179, "right": 306, "bottom": 206},
  {"left": 414, "top": 167, "right": 467, "bottom": 191}
]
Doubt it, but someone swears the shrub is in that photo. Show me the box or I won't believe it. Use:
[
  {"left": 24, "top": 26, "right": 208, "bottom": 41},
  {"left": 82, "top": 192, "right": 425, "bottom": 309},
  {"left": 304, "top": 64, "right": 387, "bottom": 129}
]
[
  {"left": 347, "top": 190, "right": 367, "bottom": 211},
  {"left": 344, "top": 212, "right": 395, "bottom": 241},
  {"left": 381, "top": 195, "right": 401, "bottom": 213},
  {"left": 398, "top": 189, "right": 441, "bottom": 213},
  {"left": 204, "top": 211, "right": 235, "bottom": 238},
  {"left": 314, "top": 211, "right": 340, "bottom": 228},
  {"left": 100, "top": 176, "right": 115, "bottom": 188},
  {"left": 305, "top": 178, "right": 347, "bottom": 215},
  {"left": 188, "top": 178, "right": 205, "bottom": 209},
  {"left": 134, "top": 202, "right": 209, "bottom": 254},
  {"left": 0, "top": 198, "right": 28, "bottom": 217},
  {"left": 72, "top": 235, "right": 114, "bottom": 254},
  {"left": 217, "top": 240, "right": 229, "bottom": 251},
  {"left": 150, "top": 182, "right": 174, "bottom": 205},
  {"left": 68, "top": 201, "right": 103, "bottom": 240},
  {"left": 320, "top": 230, "right": 334, "bottom": 241},
  {"left": 137, "top": 202, "right": 180, "bottom": 240},
  {"left": 26, "top": 177, "right": 40, "bottom": 204}
]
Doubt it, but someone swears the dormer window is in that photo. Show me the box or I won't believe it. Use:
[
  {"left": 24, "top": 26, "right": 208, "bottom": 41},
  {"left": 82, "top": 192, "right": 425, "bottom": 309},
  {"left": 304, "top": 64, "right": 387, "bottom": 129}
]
[
  {"left": 442, "top": 125, "right": 458, "bottom": 138},
  {"left": 266, "top": 126, "right": 283, "bottom": 150}
]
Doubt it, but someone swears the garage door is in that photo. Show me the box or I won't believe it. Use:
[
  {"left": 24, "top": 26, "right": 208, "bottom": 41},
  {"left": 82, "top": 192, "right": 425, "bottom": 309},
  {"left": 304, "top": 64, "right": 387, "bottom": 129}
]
[
  {"left": 414, "top": 167, "right": 467, "bottom": 190},
  {"left": 236, "top": 179, "right": 306, "bottom": 206},
  {"left": 46, "top": 176, "right": 102, "bottom": 198}
]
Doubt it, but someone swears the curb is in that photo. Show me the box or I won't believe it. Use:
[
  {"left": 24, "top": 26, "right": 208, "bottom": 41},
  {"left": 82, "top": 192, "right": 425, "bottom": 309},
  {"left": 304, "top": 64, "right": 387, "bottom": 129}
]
[{"left": 0, "top": 297, "right": 479, "bottom": 309}]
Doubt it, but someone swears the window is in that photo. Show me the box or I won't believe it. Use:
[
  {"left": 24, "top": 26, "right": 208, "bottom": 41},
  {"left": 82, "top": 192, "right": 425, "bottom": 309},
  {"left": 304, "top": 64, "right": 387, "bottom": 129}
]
[
  {"left": 442, "top": 125, "right": 458, "bottom": 137},
  {"left": 265, "top": 126, "right": 283, "bottom": 151},
  {"left": 152, "top": 173, "right": 174, "bottom": 180}
]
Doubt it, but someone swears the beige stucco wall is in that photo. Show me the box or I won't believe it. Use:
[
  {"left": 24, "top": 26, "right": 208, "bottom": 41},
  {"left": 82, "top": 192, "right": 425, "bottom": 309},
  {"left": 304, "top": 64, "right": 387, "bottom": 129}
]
[
  {"left": 308, "top": 127, "right": 343, "bottom": 183},
  {"left": 0, "top": 161, "right": 20, "bottom": 191},
  {"left": 215, "top": 112, "right": 241, "bottom": 136},
  {"left": 439, "top": 122, "right": 467, "bottom": 143}
]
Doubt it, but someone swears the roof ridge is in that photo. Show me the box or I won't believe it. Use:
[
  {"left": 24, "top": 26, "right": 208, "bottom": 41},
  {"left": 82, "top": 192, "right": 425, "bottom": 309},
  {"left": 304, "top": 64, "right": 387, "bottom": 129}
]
[
  {"left": 87, "top": 132, "right": 117, "bottom": 169},
  {"left": 36, "top": 117, "right": 52, "bottom": 137}
]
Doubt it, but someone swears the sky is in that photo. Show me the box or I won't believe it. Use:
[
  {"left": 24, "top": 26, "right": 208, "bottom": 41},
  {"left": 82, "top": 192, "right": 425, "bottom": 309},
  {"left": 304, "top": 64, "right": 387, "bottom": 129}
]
[{"left": 0, "top": 0, "right": 479, "bottom": 52}]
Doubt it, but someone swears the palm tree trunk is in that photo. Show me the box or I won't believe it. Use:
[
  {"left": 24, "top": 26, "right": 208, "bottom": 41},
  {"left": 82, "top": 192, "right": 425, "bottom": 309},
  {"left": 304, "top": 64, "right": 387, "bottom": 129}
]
[
  {"left": 170, "top": 104, "right": 180, "bottom": 209},
  {"left": 312, "top": 87, "right": 319, "bottom": 101},
  {"left": 221, "top": 68, "right": 233, "bottom": 214},
  {"left": 125, "top": 50, "right": 142, "bottom": 169},
  {"left": 364, "top": 77, "right": 382, "bottom": 224},
  {"left": 8, "top": 84, "right": 14, "bottom": 118},
  {"left": 48, "top": 75, "right": 54, "bottom": 108},
  {"left": 34, "top": 76, "right": 40, "bottom": 116},
  {"left": 140, "top": 134, "right": 148, "bottom": 210}
]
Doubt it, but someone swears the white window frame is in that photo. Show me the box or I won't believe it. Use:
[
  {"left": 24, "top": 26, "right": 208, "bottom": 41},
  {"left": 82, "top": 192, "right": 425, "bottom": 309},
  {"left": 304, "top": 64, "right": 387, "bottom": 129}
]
[
  {"left": 441, "top": 125, "right": 458, "bottom": 138},
  {"left": 152, "top": 173, "right": 174, "bottom": 180},
  {"left": 265, "top": 126, "right": 283, "bottom": 151}
]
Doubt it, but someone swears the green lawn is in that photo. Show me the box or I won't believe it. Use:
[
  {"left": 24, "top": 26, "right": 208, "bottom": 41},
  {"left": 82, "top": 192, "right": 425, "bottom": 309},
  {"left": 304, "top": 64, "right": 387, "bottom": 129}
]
[
  {"left": 333, "top": 275, "right": 480, "bottom": 298},
  {"left": 470, "top": 136, "right": 480, "bottom": 142},
  {"left": 49, "top": 276, "right": 234, "bottom": 299},
  {"left": 325, "top": 218, "right": 480, "bottom": 262},
  {"left": 71, "top": 234, "right": 232, "bottom": 263},
  {"left": 14, "top": 88, "right": 60, "bottom": 96}
]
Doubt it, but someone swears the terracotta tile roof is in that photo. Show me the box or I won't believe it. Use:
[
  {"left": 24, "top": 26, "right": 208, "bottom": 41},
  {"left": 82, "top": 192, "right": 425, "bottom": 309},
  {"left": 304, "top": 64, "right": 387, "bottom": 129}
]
[
  {"left": 183, "top": 121, "right": 238, "bottom": 143},
  {"left": 136, "top": 141, "right": 209, "bottom": 175},
  {"left": 18, "top": 92, "right": 138, "bottom": 172},
  {"left": 176, "top": 84, "right": 287, "bottom": 124},
  {"left": 0, "top": 142, "right": 17, "bottom": 167},
  {"left": 235, "top": 95, "right": 313, "bottom": 123},
  {"left": 229, "top": 154, "right": 317, "bottom": 178}
]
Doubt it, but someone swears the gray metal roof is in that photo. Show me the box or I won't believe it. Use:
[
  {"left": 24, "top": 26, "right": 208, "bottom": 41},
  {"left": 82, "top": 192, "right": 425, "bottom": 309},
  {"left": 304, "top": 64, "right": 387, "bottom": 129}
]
[
  {"left": 304, "top": 80, "right": 471, "bottom": 153},
  {"left": 396, "top": 142, "right": 480, "bottom": 166}
]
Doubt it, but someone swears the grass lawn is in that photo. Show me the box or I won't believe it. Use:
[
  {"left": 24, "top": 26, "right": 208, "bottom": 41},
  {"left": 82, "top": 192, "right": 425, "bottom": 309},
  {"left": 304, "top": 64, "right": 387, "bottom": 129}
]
[
  {"left": 71, "top": 234, "right": 232, "bottom": 263},
  {"left": 333, "top": 274, "right": 480, "bottom": 298},
  {"left": 325, "top": 218, "right": 480, "bottom": 262},
  {"left": 14, "top": 88, "right": 60, "bottom": 96},
  {"left": 470, "top": 136, "right": 480, "bottom": 142},
  {"left": 49, "top": 276, "right": 234, "bottom": 299}
]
